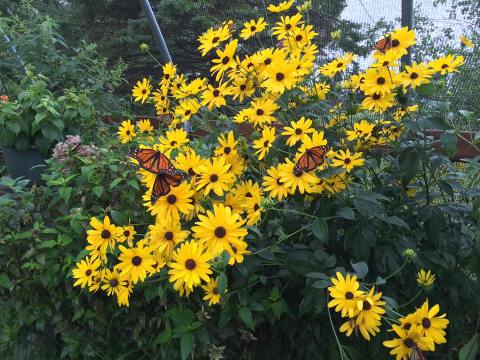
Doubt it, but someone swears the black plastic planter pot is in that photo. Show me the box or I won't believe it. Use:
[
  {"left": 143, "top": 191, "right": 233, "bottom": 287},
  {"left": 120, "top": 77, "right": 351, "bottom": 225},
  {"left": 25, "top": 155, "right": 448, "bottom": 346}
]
[{"left": 2, "top": 147, "right": 47, "bottom": 184}]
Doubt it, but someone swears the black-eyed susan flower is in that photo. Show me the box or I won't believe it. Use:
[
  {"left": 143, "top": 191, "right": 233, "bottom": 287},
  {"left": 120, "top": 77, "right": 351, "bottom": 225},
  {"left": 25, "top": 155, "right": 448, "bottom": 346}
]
[
  {"left": 195, "top": 157, "right": 235, "bottom": 196},
  {"left": 201, "top": 82, "right": 234, "bottom": 110},
  {"left": 320, "top": 52, "right": 355, "bottom": 77},
  {"left": 253, "top": 126, "right": 276, "bottom": 160},
  {"left": 249, "top": 97, "right": 279, "bottom": 128},
  {"left": 198, "top": 25, "right": 232, "bottom": 57},
  {"left": 371, "top": 50, "right": 400, "bottom": 69},
  {"left": 383, "top": 324, "right": 434, "bottom": 360},
  {"left": 117, "top": 120, "right": 136, "bottom": 144},
  {"left": 272, "top": 13, "right": 303, "bottom": 40},
  {"left": 282, "top": 117, "right": 315, "bottom": 146},
  {"left": 210, "top": 39, "right": 239, "bottom": 81},
  {"left": 354, "top": 287, "right": 385, "bottom": 340},
  {"left": 262, "top": 165, "right": 290, "bottom": 201},
  {"left": 101, "top": 268, "right": 128, "bottom": 296},
  {"left": 136, "top": 119, "right": 154, "bottom": 133},
  {"left": 298, "top": 130, "right": 328, "bottom": 155},
  {"left": 168, "top": 240, "right": 212, "bottom": 292},
  {"left": 331, "top": 149, "right": 364, "bottom": 172},
  {"left": 240, "top": 18, "right": 268, "bottom": 40},
  {"left": 231, "top": 75, "right": 255, "bottom": 103},
  {"left": 328, "top": 272, "right": 364, "bottom": 318},
  {"left": 417, "top": 269, "right": 435, "bottom": 289},
  {"left": 285, "top": 24, "right": 317, "bottom": 50},
  {"left": 89, "top": 269, "right": 105, "bottom": 293},
  {"left": 401, "top": 62, "right": 432, "bottom": 89},
  {"left": 415, "top": 300, "right": 449, "bottom": 348},
  {"left": 115, "top": 243, "right": 156, "bottom": 284},
  {"left": 346, "top": 120, "right": 375, "bottom": 142},
  {"left": 145, "top": 181, "right": 195, "bottom": 219},
  {"left": 174, "top": 149, "right": 204, "bottom": 178},
  {"left": 262, "top": 59, "right": 298, "bottom": 94},
  {"left": 86, "top": 215, "right": 119, "bottom": 261},
  {"left": 117, "top": 280, "right": 133, "bottom": 307},
  {"left": 161, "top": 62, "right": 177, "bottom": 85},
  {"left": 224, "top": 152, "right": 246, "bottom": 179},
  {"left": 214, "top": 131, "right": 238, "bottom": 158},
  {"left": 361, "top": 91, "right": 395, "bottom": 113},
  {"left": 228, "top": 239, "right": 251, "bottom": 265},
  {"left": 386, "top": 26, "right": 416, "bottom": 59},
  {"left": 175, "top": 98, "right": 201, "bottom": 122},
  {"left": 314, "top": 82, "right": 331, "bottom": 100},
  {"left": 132, "top": 78, "right": 151, "bottom": 103},
  {"left": 158, "top": 128, "right": 189, "bottom": 155},
  {"left": 279, "top": 158, "right": 318, "bottom": 194},
  {"left": 117, "top": 225, "right": 136, "bottom": 247},
  {"left": 267, "top": 0, "right": 294, "bottom": 13},
  {"left": 72, "top": 256, "right": 101, "bottom": 288},
  {"left": 192, "top": 203, "right": 248, "bottom": 257},
  {"left": 148, "top": 217, "right": 189, "bottom": 259},
  {"left": 361, "top": 67, "right": 400, "bottom": 95},
  {"left": 429, "top": 54, "right": 464, "bottom": 75},
  {"left": 460, "top": 35, "right": 474, "bottom": 48},
  {"left": 202, "top": 277, "right": 222, "bottom": 305}
]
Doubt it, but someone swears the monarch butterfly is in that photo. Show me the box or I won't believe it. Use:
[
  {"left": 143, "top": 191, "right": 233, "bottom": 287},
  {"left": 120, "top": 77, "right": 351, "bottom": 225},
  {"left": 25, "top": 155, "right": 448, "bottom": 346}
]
[
  {"left": 373, "top": 34, "right": 392, "bottom": 53},
  {"left": 293, "top": 145, "right": 330, "bottom": 176},
  {"left": 128, "top": 148, "right": 187, "bottom": 203},
  {"left": 409, "top": 345, "right": 426, "bottom": 360}
]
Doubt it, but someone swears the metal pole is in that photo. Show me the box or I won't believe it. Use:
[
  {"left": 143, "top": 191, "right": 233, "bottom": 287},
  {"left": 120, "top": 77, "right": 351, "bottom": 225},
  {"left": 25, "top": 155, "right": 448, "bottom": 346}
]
[
  {"left": 139, "top": 0, "right": 172, "bottom": 64},
  {"left": 401, "top": 0, "right": 413, "bottom": 66}
]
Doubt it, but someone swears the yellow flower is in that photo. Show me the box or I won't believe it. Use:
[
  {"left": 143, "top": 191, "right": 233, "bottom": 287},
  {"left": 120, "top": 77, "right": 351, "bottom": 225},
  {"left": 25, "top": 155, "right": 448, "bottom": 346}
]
[
  {"left": 383, "top": 324, "right": 434, "bottom": 360},
  {"left": 272, "top": 14, "right": 303, "bottom": 40},
  {"left": 117, "top": 120, "right": 136, "bottom": 144},
  {"left": 210, "top": 39, "right": 239, "bottom": 81},
  {"left": 262, "top": 59, "right": 298, "bottom": 94},
  {"left": 417, "top": 269, "right": 435, "bottom": 289},
  {"left": 168, "top": 240, "right": 212, "bottom": 292},
  {"left": 72, "top": 256, "right": 101, "bottom": 288},
  {"left": 195, "top": 157, "right": 235, "bottom": 196},
  {"left": 267, "top": 0, "right": 294, "bottom": 13},
  {"left": 402, "top": 62, "right": 432, "bottom": 89},
  {"left": 429, "top": 54, "right": 464, "bottom": 75},
  {"left": 136, "top": 119, "right": 154, "bottom": 133},
  {"left": 328, "top": 272, "right": 364, "bottom": 318},
  {"left": 158, "top": 128, "right": 189, "bottom": 155},
  {"left": 331, "top": 149, "right": 364, "bottom": 172},
  {"left": 86, "top": 215, "right": 119, "bottom": 262},
  {"left": 192, "top": 203, "right": 248, "bottom": 257},
  {"left": 253, "top": 126, "right": 276, "bottom": 160},
  {"left": 279, "top": 158, "right": 318, "bottom": 194},
  {"left": 145, "top": 181, "right": 195, "bottom": 219},
  {"left": 132, "top": 78, "right": 151, "bottom": 103},
  {"left": 355, "top": 288, "right": 385, "bottom": 340},
  {"left": 320, "top": 52, "right": 355, "bottom": 77},
  {"left": 415, "top": 300, "right": 449, "bottom": 348},
  {"left": 263, "top": 164, "right": 290, "bottom": 201},
  {"left": 346, "top": 120, "right": 375, "bottom": 141},
  {"left": 298, "top": 130, "right": 328, "bottom": 155},
  {"left": 101, "top": 268, "right": 128, "bottom": 296},
  {"left": 174, "top": 149, "right": 204, "bottom": 178},
  {"left": 148, "top": 217, "right": 190, "bottom": 259},
  {"left": 117, "top": 225, "right": 136, "bottom": 247},
  {"left": 240, "top": 18, "right": 268, "bottom": 40},
  {"left": 385, "top": 26, "right": 416, "bottom": 58},
  {"left": 282, "top": 117, "right": 315, "bottom": 146},
  {"left": 115, "top": 243, "right": 156, "bottom": 284},
  {"left": 201, "top": 82, "right": 234, "bottom": 109},
  {"left": 249, "top": 97, "right": 279, "bottom": 128},
  {"left": 371, "top": 50, "right": 400, "bottom": 69},
  {"left": 314, "top": 82, "right": 331, "bottom": 100},
  {"left": 174, "top": 98, "right": 201, "bottom": 122},
  {"left": 202, "top": 277, "right": 222, "bottom": 305},
  {"left": 361, "top": 67, "right": 399, "bottom": 95},
  {"left": 214, "top": 131, "right": 238, "bottom": 158},
  {"left": 198, "top": 24, "right": 232, "bottom": 57},
  {"left": 161, "top": 63, "right": 177, "bottom": 85},
  {"left": 460, "top": 35, "right": 474, "bottom": 48},
  {"left": 330, "top": 29, "right": 342, "bottom": 41},
  {"left": 231, "top": 75, "right": 255, "bottom": 103},
  {"left": 361, "top": 92, "right": 395, "bottom": 113}
]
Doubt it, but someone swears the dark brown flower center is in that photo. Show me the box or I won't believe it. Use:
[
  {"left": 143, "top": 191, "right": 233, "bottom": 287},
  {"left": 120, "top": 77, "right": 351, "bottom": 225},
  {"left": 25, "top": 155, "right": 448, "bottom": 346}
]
[
  {"left": 185, "top": 259, "right": 196, "bottom": 270},
  {"left": 383, "top": 61, "right": 389, "bottom": 66},
  {"left": 213, "top": 89, "right": 220, "bottom": 97},
  {"left": 214, "top": 226, "right": 227, "bottom": 238},
  {"left": 404, "top": 338, "right": 415, "bottom": 348},
  {"left": 263, "top": 140, "right": 269, "bottom": 147},
  {"left": 185, "top": 109, "right": 191, "bottom": 115},
  {"left": 101, "top": 230, "right": 111, "bottom": 239},
  {"left": 391, "top": 39, "right": 400, "bottom": 47},
  {"left": 276, "top": 72, "right": 285, "bottom": 81},
  {"left": 264, "top": 58, "right": 272, "bottom": 65},
  {"left": 276, "top": 178, "right": 283, "bottom": 185},
  {"left": 251, "top": 25, "right": 256, "bottom": 31},
  {"left": 373, "top": 93, "right": 381, "bottom": 100},
  {"left": 85, "top": 269, "right": 92, "bottom": 276},
  {"left": 222, "top": 56, "right": 230, "bottom": 65},
  {"left": 167, "top": 194, "right": 177, "bottom": 204},
  {"left": 188, "top": 168, "right": 196, "bottom": 176},
  {"left": 256, "top": 108, "right": 264, "bottom": 116},
  {"left": 285, "top": 24, "right": 292, "bottom": 30},
  {"left": 295, "top": 128, "right": 302, "bottom": 135},
  {"left": 212, "top": 36, "right": 220, "bottom": 43},
  {"left": 410, "top": 72, "right": 418, "bottom": 79},
  {"left": 403, "top": 322, "right": 412, "bottom": 330},
  {"left": 224, "top": 146, "right": 231, "bottom": 154},
  {"left": 377, "top": 77, "right": 386, "bottom": 85},
  {"left": 240, "top": 84, "right": 247, "bottom": 91},
  {"left": 165, "top": 231, "right": 174, "bottom": 241},
  {"left": 126, "top": 130, "right": 131, "bottom": 135},
  {"left": 132, "top": 256, "right": 142, "bottom": 266},
  {"left": 110, "top": 279, "right": 119, "bottom": 287},
  {"left": 253, "top": 203, "right": 260, "bottom": 211},
  {"left": 245, "top": 192, "right": 253, "bottom": 197},
  {"left": 210, "top": 174, "right": 219, "bottom": 182},
  {"left": 363, "top": 301, "right": 372, "bottom": 310},
  {"left": 212, "top": 287, "right": 219, "bottom": 295},
  {"left": 441, "top": 64, "right": 448, "bottom": 69},
  {"left": 170, "top": 140, "right": 177, "bottom": 146},
  {"left": 142, "top": 89, "right": 147, "bottom": 94},
  {"left": 296, "top": 34, "right": 303, "bottom": 41},
  {"left": 344, "top": 158, "right": 351, "bottom": 164},
  {"left": 124, "top": 230, "right": 130, "bottom": 237},
  {"left": 422, "top": 318, "right": 431, "bottom": 329},
  {"left": 337, "top": 62, "right": 344, "bottom": 68},
  {"left": 345, "top": 291, "right": 354, "bottom": 299}
]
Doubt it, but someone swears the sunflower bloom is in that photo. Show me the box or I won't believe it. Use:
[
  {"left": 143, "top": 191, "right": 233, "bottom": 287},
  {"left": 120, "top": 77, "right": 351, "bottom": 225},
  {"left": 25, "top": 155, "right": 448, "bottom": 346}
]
[{"left": 132, "top": 78, "right": 152, "bottom": 103}]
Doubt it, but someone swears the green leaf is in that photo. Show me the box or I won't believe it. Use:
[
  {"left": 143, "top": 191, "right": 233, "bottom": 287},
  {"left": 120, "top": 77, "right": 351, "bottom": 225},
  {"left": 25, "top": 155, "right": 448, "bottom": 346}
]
[
  {"left": 0, "top": 273, "right": 12, "bottom": 289},
  {"left": 92, "top": 185, "right": 104, "bottom": 198},
  {"left": 238, "top": 307, "right": 254, "bottom": 329},
  {"left": 59, "top": 187, "right": 72, "bottom": 203},
  {"left": 109, "top": 178, "right": 123, "bottom": 190},
  {"left": 180, "top": 333, "right": 195, "bottom": 360},
  {"left": 217, "top": 272, "right": 228, "bottom": 295},
  {"left": 271, "top": 301, "right": 283, "bottom": 320},
  {"left": 375, "top": 276, "right": 386, "bottom": 285},
  {"left": 416, "top": 83, "right": 436, "bottom": 96},
  {"left": 127, "top": 179, "right": 140, "bottom": 190},
  {"left": 311, "top": 280, "right": 330, "bottom": 289},
  {"left": 311, "top": 218, "right": 328, "bottom": 242},
  {"left": 37, "top": 240, "right": 57, "bottom": 249},
  {"left": 155, "top": 328, "right": 172, "bottom": 344},
  {"left": 336, "top": 207, "right": 355, "bottom": 220},
  {"left": 459, "top": 110, "right": 474, "bottom": 122},
  {"left": 440, "top": 131, "right": 457, "bottom": 157},
  {"left": 459, "top": 333, "right": 479, "bottom": 360},
  {"left": 351, "top": 261, "right": 368, "bottom": 279}
]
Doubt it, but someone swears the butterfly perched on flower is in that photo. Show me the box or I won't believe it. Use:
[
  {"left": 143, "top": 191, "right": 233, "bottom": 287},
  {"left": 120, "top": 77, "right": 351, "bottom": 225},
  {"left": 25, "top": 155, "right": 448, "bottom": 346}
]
[
  {"left": 128, "top": 148, "right": 187, "bottom": 203},
  {"left": 373, "top": 34, "right": 392, "bottom": 53},
  {"left": 293, "top": 145, "right": 329, "bottom": 176}
]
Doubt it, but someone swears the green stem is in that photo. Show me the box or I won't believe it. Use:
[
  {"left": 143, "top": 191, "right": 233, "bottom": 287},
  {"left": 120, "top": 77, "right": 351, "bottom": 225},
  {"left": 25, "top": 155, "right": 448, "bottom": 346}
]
[
  {"left": 398, "top": 289, "right": 423, "bottom": 309},
  {"left": 327, "top": 293, "right": 350, "bottom": 360}
]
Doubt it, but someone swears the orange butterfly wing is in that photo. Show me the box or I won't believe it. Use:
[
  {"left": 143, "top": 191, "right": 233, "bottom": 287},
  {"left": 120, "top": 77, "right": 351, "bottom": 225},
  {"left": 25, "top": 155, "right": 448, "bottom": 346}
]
[
  {"left": 294, "top": 145, "right": 329, "bottom": 175},
  {"left": 150, "top": 170, "right": 187, "bottom": 204},
  {"left": 129, "top": 148, "right": 172, "bottom": 173},
  {"left": 373, "top": 35, "right": 392, "bottom": 53}
]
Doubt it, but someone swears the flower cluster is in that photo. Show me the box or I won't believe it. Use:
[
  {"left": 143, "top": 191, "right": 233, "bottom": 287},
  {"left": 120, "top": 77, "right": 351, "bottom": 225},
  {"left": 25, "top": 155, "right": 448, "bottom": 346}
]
[{"left": 52, "top": 135, "right": 98, "bottom": 172}]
